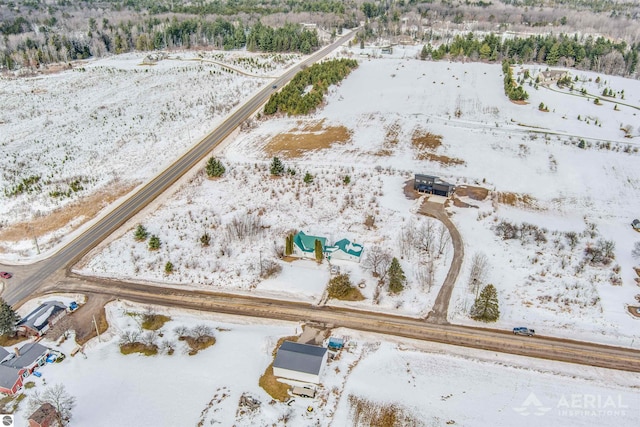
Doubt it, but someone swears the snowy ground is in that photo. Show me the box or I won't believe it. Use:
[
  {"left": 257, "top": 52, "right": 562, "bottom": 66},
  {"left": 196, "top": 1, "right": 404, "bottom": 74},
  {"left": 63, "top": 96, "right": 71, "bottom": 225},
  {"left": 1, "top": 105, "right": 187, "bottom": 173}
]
[
  {"left": 4, "top": 45, "right": 640, "bottom": 343},
  {"left": 9, "top": 301, "right": 640, "bottom": 426},
  {"left": 0, "top": 50, "right": 301, "bottom": 257}
]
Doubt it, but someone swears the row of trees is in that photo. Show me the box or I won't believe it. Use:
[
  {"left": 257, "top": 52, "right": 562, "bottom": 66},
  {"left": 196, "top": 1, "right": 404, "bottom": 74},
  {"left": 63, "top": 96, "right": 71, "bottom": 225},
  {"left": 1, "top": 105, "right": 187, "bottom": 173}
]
[
  {"left": 264, "top": 58, "right": 358, "bottom": 115},
  {"left": 425, "top": 32, "right": 639, "bottom": 77},
  {"left": 1, "top": 18, "right": 319, "bottom": 70},
  {"left": 502, "top": 60, "right": 529, "bottom": 101}
]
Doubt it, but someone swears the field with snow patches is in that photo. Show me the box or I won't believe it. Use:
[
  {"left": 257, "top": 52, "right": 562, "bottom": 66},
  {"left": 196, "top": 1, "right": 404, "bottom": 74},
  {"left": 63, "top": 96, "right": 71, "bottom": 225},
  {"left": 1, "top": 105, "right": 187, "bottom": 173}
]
[
  {"left": 0, "top": 50, "right": 301, "bottom": 257},
  {"left": 10, "top": 300, "right": 640, "bottom": 427},
  {"left": 4, "top": 46, "right": 640, "bottom": 343}
]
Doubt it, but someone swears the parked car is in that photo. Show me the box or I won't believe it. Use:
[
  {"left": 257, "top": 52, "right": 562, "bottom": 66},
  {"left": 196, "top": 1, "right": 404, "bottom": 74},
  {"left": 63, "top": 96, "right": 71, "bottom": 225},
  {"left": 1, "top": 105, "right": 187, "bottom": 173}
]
[
  {"left": 272, "top": 84, "right": 278, "bottom": 89},
  {"left": 0, "top": 272, "right": 12, "bottom": 279},
  {"left": 513, "top": 327, "right": 535, "bottom": 336}
]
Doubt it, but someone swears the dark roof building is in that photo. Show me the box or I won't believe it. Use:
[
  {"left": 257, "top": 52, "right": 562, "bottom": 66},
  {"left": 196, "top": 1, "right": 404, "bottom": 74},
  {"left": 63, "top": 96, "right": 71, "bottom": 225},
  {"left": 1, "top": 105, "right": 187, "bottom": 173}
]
[
  {"left": 414, "top": 174, "right": 456, "bottom": 197},
  {"left": 273, "top": 341, "right": 328, "bottom": 384},
  {"left": 17, "top": 301, "right": 67, "bottom": 337},
  {"left": 28, "top": 402, "right": 58, "bottom": 427},
  {"left": 0, "top": 343, "right": 49, "bottom": 395}
]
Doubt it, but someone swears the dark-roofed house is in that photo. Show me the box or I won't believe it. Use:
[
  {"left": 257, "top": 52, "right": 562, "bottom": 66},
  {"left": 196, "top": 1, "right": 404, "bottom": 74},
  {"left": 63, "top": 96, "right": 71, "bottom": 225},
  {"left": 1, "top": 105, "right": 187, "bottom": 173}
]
[
  {"left": 273, "top": 341, "right": 328, "bottom": 384},
  {"left": 0, "top": 343, "right": 50, "bottom": 395},
  {"left": 17, "top": 301, "right": 67, "bottom": 337},
  {"left": 414, "top": 174, "right": 456, "bottom": 197},
  {"left": 28, "top": 402, "right": 58, "bottom": 427}
]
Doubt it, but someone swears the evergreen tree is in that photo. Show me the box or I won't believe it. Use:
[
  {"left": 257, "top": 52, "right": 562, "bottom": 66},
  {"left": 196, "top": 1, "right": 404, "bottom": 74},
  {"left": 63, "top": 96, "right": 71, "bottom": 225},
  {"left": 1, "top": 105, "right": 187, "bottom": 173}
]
[
  {"left": 270, "top": 157, "right": 285, "bottom": 176},
  {"left": 387, "top": 257, "right": 406, "bottom": 294},
  {"left": 420, "top": 45, "right": 428, "bottom": 60},
  {"left": 0, "top": 298, "right": 19, "bottom": 336},
  {"left": 148, "top": 235, "right": 161, "bottom": 250},
  {"left": 285, "top": 235, "right": 292, "bottom": 256},
  {"left": 134, "top": 224, "right": 149, "bottom": 241},
  {"left": 205, "top": 157, "right": 225, "bottom": 178},
  {"left": 343, "top": 175, "right": 351, "bottom": 185},
  {"left": 165, "top": 261, "right": 174, "bottom": 274},
  {"left": 200, "top": 232, "right": 211, "bottom": 247},
  {"left": 470, "top": 284, "right": 500, "bottom": 322},
  {"left": 314, "top": 239, "right": 323, "bottom": 263},
  {"left": 303, "top": 172, "right": 314, "bottom": 184}
]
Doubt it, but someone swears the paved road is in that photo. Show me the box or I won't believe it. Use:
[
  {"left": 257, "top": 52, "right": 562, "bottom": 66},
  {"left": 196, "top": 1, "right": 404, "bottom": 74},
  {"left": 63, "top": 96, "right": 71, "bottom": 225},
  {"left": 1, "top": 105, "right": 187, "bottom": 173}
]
[
  {"left": 419, "top": 199, "right": 464, "bottom": 324},
  {"left": 1, "top": 30, "right": 356, "bottom": 306},
  {"left": 48, "top": 277, "right": 640, "bottom": 373}
]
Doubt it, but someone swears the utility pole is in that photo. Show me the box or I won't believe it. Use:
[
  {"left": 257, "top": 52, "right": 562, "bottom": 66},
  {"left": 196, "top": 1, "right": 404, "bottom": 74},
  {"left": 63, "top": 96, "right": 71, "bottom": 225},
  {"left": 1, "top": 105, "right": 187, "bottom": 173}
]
[
  {"left": 93, "top": 315, "right": 101, "bottom": 342},
  {"left": 259, "top": 250, "right": 262, "bottom": 277}
]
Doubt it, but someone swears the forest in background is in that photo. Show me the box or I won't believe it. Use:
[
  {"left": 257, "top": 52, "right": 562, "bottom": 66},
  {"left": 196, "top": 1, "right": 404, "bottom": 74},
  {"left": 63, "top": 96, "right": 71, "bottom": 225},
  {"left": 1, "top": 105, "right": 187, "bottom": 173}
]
[{"left": 1, "top": 0, "right": 639, "bottom": 78}]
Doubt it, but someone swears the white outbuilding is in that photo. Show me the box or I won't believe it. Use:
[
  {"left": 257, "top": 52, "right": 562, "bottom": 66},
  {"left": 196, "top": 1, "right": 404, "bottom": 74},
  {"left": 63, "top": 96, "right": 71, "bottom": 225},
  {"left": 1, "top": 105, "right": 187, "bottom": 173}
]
[{"left": 272, "top": 341, "right": 328, "bottom": 384}]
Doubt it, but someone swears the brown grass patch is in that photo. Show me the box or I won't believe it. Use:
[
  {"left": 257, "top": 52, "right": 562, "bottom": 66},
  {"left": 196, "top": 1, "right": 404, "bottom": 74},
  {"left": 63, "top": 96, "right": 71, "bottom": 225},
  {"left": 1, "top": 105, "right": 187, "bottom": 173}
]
[
  {"left": 455, "top": 185, "right": 489, "bottom": 201},
  {"left": 182, "top": 335, "right": 216, "bottom": 355},
  {"left": 0, "top": 181, "right": 138, "bottom": 245},
  {"left": 511, "top": 100, "right": 528, "bottom": 105},
  {"left": 496, "top": 191, "right": 537, "bottom": 208},
  {"left": 259, "top": 363, "right": 291, "bottom": 401},
  {"left": 141, "top": 314, "right": 171, "bottom": 331},
  {"left": 120, "top": 342, "right": 159, "bottom": 356},
  {"left": 633, "top": 267, "right": 640, "bottom": 277},
  {"left": 411, "top": 129, "right": 442, "bottom": 151},
  {"left": 411, "top": 129, "right": 465, "bottom": 166},
  {"left": 374, "top": 149, "right": 393, "bottom": 156},
  {"left": 451, "top": 197, "right": 476, "bottom": 208},
  {"left": 264, "top": 119, "right": 351, "bottom": 158},
  {"left": 627, "top": 306, "right": 640, "bottom": 318},
  {"left": 385, "top": 121, "right": 400, "bottom": 146},
  {"left": 0, "top": 334, "right": 25, "bottom": 346},
  {"left": 348, "top": 395, "right": 422, "bottom": 427}
]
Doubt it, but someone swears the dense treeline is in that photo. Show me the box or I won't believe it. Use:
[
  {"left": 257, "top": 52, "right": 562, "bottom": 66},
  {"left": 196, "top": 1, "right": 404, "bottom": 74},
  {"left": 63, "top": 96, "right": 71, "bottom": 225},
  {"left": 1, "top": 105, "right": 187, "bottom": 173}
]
[
  {"left": 246, "top": 22, "right": 319, "bottom": 54},
  {"left": 502, "top": 60, "right": 528, "bottom": 101},
  {"left": 264, "top": 58, "right": 358, "bottom": 115},
  {"left": 0, "top": 17, "right": 318, "bottom": 70},
  {"left": 427, "top": 32, "right": 639, "bottom": 77}
]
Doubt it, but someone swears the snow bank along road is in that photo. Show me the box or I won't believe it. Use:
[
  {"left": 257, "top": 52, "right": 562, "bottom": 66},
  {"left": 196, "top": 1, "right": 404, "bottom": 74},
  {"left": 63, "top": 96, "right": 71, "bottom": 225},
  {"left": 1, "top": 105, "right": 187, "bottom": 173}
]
[
  {"left": 0, "top": 29, "right": 357, "bottom": 306},
  {"left": 50, "top": 276, "right": 640, "bottom": 373}
]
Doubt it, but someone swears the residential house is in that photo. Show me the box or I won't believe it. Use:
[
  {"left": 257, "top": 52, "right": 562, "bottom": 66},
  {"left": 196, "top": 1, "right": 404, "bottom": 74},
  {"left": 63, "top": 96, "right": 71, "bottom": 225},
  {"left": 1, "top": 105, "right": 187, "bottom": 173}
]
[
  {"left": 273, "top": 341, "right": 328, "bottom": 384},
  {"left": 0, "top": 343, "right": 49, "bottom": 395},
  {"left": 28, "top": 402, "right": 58, "bottom": 427},
  {"left": 17, "top": 301, "right": 67, "bottom": 337},
  {"left": 326, "top": 239, "right": 364, "bottom": 263},
  {"left": 536, "top": 69, "right": 568, "bottom": 84},
  {"left": 414, "top": 174, "right": 456, "bottom": 197},
  {"left": 293, "top": 232, "right": 327, "bottom": 260}
]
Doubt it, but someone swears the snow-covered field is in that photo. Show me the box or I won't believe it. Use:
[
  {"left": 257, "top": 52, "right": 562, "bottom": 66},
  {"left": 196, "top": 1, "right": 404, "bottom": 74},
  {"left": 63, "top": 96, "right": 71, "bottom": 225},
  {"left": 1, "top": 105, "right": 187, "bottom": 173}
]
[
  {"left": 0, "top": 50, "right": 301, "bottom": 256},
  {"left": 4, "top": 45, "right": 640, "bottom": 344},
  {"left": 11, "top": 301, "right": 640, "bottom": 426}
]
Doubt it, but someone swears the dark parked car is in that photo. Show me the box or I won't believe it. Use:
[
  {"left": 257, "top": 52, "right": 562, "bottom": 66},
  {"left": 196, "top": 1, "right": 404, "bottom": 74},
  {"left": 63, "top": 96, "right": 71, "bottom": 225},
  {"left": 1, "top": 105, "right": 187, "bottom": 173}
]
[
  {"left": 513, "top": 327, "right": 535, "bottom": 336},
  {"left": 0, "top": 272, "right": 12, "bottom": 279},
  {"left": 272, "top": 84, "right": 278, "bottom": 89}
]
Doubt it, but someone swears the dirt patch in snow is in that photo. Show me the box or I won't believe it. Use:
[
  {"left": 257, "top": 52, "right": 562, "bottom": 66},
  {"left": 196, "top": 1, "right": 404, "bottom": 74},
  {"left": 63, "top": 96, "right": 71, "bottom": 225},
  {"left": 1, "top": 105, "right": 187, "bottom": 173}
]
[
  {"left": 495, "top": 191, "right": 537, "bottom": 208},
  {"left": 411, "top": 128, "right": 465, "bottom": 166},
  {"left": 455, "top": 185, "right": 489, "bottom": 201},
  {"left": 264, "top": 119, "right": 351, "bottom": 158},
  {"left": 0, "top": 181, "right": 138, "bottom": 245}
]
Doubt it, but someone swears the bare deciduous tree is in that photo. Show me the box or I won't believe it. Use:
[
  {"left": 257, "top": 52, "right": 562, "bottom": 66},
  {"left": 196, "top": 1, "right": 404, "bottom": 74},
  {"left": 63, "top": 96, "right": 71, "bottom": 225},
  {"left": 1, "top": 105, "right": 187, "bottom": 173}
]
[
  {"left": 191, "top": 324, "right": 214, "bottom": 340},
  {"left": 416, "top": 221, "right": 436, "bottom": 255},
  {"left": 468, "top": 252, "right": 489, "bottom": 295},
  {"left": 119, "top": 329, "right": 140, "bottom": 345},
  {"left": 632, "top": 242, "right": 640, "bottom": 260},
  {"left": 436, "top": 224, "right": 451, "bottom": 258},
  {"left": 28, "top": 383, "right": 75, "bottom": 426},
  {"left": 362, "top": 246, "right": 392, "bottom": 278}
]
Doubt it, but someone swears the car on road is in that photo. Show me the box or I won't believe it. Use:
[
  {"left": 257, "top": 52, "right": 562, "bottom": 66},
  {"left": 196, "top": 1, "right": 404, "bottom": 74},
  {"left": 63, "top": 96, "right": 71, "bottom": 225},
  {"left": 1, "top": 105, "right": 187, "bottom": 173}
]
[
  {"left": 513, "top": 327, "right": 535, "bottom": 336},
  {"left": 272, "top": 84, "right": 278, "bottom": 89},
  {"left": 0, "top": 272, "right": 12, "bottom": 279}
]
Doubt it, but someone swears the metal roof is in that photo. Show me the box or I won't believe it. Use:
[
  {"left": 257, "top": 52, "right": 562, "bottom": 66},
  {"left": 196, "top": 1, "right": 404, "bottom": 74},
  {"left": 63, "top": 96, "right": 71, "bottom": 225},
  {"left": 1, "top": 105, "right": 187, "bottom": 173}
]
[
  {"left": 273, "top": 341, "right": 327, "bottom": 375},
  {"left": 17, "top": 301, "right": 66, "bottom": 332},
  {"left": 4, "top": 342, "right": 48, "bottom": 369},
  {"left": 294, "top": 232, "right": 327, "bottom": 253}
]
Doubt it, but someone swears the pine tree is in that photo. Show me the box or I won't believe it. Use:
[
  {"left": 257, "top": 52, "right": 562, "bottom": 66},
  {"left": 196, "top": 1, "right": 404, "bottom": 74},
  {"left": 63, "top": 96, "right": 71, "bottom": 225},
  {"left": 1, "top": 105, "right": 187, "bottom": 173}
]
[
  {"left": 205, "top": 157, "right": 226, "bottom": 178},
  {"left": 200, "top": 232, "right": 211, "bottom": 247},
  {"left": 148, "top": 235, "right": 161, "bottom": 251},
  {"left": 387, "top": 257, "right": 406, "bottom": 294},
  {"left": 134, "top": 224, "right": 149, "bottom": 241},
  {"left": 0, "top": 298, "right": 19, "bottom": 336},
  {"left": 303, "top": 172, "right": 314, "bottom": 184},
  {"left": 470, "top": 284, "right": 500, "bottom": 322},
  {"left": 285, "top": 235, "right": 292, "bottom": 256},
  {"left": 270, "top": 157, "right": 285, "bottom": 176},
  {"left": 314, "top": 239, "right": 323, "bottom": 263},
  {"left": 343, "top": 175, "right": 351, "bottom": 185},
  {"left": 164, "top": 261, "right": 174, "bottom": 274},
  {"left": 420, "top": 44, "right": 429, "bottom": 60}
]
